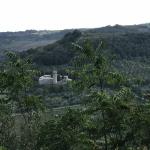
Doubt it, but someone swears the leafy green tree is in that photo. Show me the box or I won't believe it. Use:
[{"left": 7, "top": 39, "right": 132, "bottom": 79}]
[
  {"left": 0, "top": 101, "right": 17, "bottom": 150},
  {"left": 70, "top": 41, "right": 150, "bottom": 149},
  {"left": 37, "top": 108, "right": 97, "bottom": 150},
  {"left": 0, "top": 52, "right": 44, "bottom": 150}
]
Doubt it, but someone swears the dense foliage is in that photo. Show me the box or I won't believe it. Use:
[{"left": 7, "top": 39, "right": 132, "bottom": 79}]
[
  {"left": 0, "top": 52, "right": 44, "bottom": 150},
  {"left": 21, "top": 30, "right": 82, "bottom": 66},
  {"left": 0, "top": 39, "right": 150, "bottom": 150},
  {"left": 20, "top": 25, "right": 150, "bottom": 67}
]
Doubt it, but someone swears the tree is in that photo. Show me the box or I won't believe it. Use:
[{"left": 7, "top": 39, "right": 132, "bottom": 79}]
[
  {"left": 70, "top": 40, "right": 150, "bottom": 149},
  {"left": 37, "top": 109, "right": 95, "bottom": 150},
  {"left": 0, "top": 101, "right": 16, "bottom": 150},
  {"left": 0, "top": 52, "right": 44, "bottom": 150}
]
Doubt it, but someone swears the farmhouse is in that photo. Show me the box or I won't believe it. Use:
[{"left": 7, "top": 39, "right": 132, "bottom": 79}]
[{"left": 39, "top": 70, "right": 72, "bottom": 85}]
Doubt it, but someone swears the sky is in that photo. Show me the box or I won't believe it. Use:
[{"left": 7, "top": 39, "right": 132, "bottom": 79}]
[{"left": 0, "top": 0, "right": 150, "bottom": 31}]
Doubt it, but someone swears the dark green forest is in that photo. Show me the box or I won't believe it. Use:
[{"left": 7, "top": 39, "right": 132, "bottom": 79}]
[
  {"left": 0, "top": 24, "right": 150, "bottom": 150},
  {"left": 21, "top": 24, "right": 150, "bottom": 66}
]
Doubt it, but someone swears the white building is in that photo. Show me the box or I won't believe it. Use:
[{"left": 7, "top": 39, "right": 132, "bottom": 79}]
[{"left": 39, "top": 70, "right": 72, "bottom": 85}]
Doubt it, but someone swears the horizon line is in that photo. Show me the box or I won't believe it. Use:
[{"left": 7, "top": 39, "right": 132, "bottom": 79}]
[{"left": 0, "top": 22, "right": 150, "bottom": 33}]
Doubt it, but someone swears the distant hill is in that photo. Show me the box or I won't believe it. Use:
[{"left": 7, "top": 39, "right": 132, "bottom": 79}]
[
  {"left": 1, "top": 24, "right": 150, "bottom": 90},
  {"left": 0, "top": 29, "right": 74, "bottom": 52},
  {"left": 20, "top": 30, "right": 82, "bottom": 66},
  {"left": 82, "top": 24, "right": 150, "bottom": 58},
  {"left": 21, "top": 23, "right": 150, "bottom": 66}
]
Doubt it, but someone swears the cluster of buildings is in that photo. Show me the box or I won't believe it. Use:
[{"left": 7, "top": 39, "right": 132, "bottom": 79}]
[{"left": 39, "top": 70, "right": 72, "bottom": 85}]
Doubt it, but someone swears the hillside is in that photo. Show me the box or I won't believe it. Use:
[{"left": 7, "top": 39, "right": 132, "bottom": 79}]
[
  {"left": 21, "top": 30, "right": 82, "bottom": 66},
  {"left": 20, "top": 24, "right": 150, "bottom": 93},
  {"left": 0, "top": 29, "right": 73, "bottom": 52},
  {"left": 21, "top": 24, "right": 150, "bottom": 66},
  {"left": 1, "top": 25, "right": 150, "bottom": 150}
]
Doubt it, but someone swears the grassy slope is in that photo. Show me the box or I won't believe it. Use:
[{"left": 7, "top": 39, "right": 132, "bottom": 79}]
[{"left": 0, "top": 29, "right": 73, "bottom": 51}]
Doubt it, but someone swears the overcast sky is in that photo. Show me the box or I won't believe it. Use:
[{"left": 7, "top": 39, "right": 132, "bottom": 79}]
[{"left": 0, "top": 0, "right": 150, "bottom": 31}]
